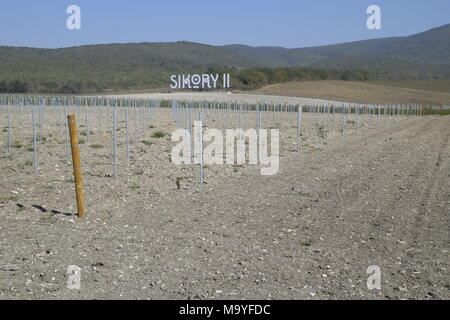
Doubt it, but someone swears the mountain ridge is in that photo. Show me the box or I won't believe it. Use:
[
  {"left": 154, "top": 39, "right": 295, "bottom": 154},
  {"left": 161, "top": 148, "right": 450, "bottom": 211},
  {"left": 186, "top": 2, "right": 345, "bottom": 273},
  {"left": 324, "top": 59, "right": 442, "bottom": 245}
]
[
  {"left": 223, "top": 23, "right": 450, "bottom": 70},
  {"left": 0, "top": 23, "right": 449, "bottom": 93}
]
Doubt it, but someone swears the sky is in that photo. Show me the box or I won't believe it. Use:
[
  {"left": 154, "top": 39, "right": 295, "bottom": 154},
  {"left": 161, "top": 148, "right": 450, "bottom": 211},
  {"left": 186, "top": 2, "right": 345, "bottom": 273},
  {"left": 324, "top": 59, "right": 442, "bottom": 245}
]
[{"left": 0, "top": 0, "right": 449, "bottom": 49}]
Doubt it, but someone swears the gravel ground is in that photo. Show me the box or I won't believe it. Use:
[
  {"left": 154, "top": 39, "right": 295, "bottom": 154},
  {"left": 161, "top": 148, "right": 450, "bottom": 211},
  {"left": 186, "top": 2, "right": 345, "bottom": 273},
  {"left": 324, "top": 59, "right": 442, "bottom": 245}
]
[
  {"left": 0, "top": 99, "right": 448, "bottom": 300},
  {"left": 109, "top": 91, "right": 347, "bottom": 106}
]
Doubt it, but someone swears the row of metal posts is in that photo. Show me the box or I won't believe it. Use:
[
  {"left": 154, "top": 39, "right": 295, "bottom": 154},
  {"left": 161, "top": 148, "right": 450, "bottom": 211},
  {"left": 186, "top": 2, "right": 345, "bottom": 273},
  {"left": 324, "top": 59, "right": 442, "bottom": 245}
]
[
  {"left": 1, "top": 96, "right": 159, "bottom": 177},
  {"left": 1, "top": 96, "right": 423, "bottom": 183}
]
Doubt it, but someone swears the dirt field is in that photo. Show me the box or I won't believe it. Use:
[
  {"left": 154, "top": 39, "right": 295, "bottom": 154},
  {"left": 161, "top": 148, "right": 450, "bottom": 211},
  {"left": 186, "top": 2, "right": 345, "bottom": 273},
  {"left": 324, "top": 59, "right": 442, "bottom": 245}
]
[
  {"left": 249, "top": 81, "right": 450, "bottom": 106},
  {"left": 110, "top": 91, "right": 344, "bottom": 106},
  {"left": 370, "top": 79, "right": 450, "bottom": 94},
  {"left": 0, "top": 99, "right": 448, "bottom": 300}
]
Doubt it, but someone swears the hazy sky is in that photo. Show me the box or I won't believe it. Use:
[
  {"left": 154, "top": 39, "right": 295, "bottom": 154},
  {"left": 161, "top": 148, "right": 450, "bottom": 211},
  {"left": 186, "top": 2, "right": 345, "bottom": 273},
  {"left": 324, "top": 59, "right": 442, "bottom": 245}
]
[{"left": 0, "top": 0, "right": 449, "bottom": 48}]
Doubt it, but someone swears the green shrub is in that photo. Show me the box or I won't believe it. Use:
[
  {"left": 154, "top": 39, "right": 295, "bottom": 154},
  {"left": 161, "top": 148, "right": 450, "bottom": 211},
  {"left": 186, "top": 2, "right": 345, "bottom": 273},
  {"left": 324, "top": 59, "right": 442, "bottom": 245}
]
[
  {"left": 151, "top": 131, "right": 166, "bottom": 138},
  {"left": 300, "top": 239, "right": 312, "bottom": 246},
  {"left": 142, "top": 140, "right": 153, "bottom": 146}
]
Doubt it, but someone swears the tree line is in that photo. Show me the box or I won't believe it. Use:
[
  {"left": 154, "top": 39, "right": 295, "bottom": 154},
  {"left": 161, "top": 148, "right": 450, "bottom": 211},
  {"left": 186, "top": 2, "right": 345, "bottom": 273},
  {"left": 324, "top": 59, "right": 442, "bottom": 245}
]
[
  {"left": 0, "top": 66, "right": 375, "bottom": 94},
  {"left": 0, "top": 80, "right": 29, "bottom": 93},
  {"left": 206, "top": 66, "right": 375, "bottom": 90}
]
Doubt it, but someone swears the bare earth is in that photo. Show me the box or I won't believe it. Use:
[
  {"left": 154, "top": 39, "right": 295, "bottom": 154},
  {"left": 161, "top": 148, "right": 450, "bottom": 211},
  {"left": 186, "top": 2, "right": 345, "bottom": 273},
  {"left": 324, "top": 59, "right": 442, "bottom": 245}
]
[
  {"left": 249, "top": 81, "right": 450, "bottom": 106},
  {"left": 0, "top": 98, "right": 449, "bottom": 299},
  {"left": 110, "top": 91, "right": 345, "bottom": 106}
]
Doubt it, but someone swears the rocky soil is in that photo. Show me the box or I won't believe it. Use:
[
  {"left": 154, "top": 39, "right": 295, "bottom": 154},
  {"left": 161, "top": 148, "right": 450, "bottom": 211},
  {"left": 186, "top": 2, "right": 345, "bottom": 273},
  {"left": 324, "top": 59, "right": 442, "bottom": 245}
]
[{"left": 0, "top": 100, "right": 448, "bottom": 300}]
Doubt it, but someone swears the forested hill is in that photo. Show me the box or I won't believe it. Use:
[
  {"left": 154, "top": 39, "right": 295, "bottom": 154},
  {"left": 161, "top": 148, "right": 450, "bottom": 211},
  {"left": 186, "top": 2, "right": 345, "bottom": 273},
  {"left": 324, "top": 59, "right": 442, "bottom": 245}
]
[
  {"left": 223, "top": 23, "right": 450, "bottom": 78},
  {"left": 0, "top": 42, "right": 257, "bottom": 93},
  {"left": 0, "top": 23, "right": 449, "bottom": 93}
]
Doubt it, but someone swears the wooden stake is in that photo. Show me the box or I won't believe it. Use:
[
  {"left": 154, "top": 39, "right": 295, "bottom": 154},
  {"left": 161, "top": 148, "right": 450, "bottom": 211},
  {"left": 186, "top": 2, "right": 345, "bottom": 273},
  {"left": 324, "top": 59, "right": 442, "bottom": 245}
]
[
  {"left": 67, "top": 114, "right": 86, "bottom": 218},
  {"left": 297, "top": 105, "right": 302, "bottom": 152}
]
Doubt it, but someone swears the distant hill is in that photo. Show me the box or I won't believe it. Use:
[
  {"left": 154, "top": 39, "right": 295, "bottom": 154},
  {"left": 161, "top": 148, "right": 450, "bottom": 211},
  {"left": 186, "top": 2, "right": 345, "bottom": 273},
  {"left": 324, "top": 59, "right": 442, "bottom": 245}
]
[
  {"left": 0, "top": 42, "right": 257, "bottom": 92},
  {"left": 0, "top": 23, "right": 449, "bottom": 93},
  {"left": 311, "top": 56, "right": 450, "bottom": 79},
  {"left": 220, "top": 44, "right": 324, "bottom": 68},
  {"left": 223, "top": 24, "right": 450, "bottom": 79}
]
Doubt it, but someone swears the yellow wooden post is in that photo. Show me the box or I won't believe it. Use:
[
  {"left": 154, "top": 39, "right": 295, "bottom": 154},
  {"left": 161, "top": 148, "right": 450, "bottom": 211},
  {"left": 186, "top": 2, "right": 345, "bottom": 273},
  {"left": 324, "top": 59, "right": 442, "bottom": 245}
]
[{"left": 67, "top": 114, "right": 86, "bottom": 218}]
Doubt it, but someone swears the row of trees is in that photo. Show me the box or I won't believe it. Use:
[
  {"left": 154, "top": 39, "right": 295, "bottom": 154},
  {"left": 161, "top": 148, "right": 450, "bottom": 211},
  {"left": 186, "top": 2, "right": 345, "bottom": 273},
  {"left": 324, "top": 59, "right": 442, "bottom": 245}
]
[
  {"left": 0, "top": 66, "right": 375, "bottom": 94},
  {"left": 0, "top": 80, "right": 92, "bottom": 94},
  {"left": 206, "top": 66, "right": 375, "bottom": 90},
  {"left": 0, "top": 69, "right": 169, "bottom": 94},
  {"left": 0, "top": 80, "right": 29, "bottom": 93}
]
